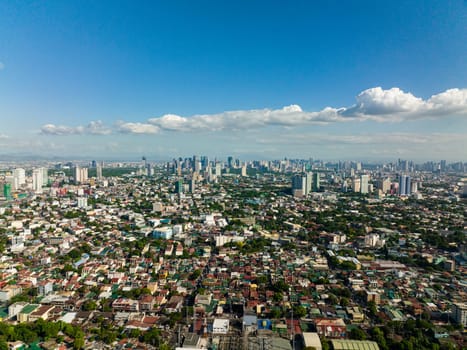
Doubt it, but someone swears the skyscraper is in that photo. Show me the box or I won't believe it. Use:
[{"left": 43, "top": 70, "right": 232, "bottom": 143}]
[
  {"left": 74, "top": 166, "right": 88, "bottom": 183},
  {"left": 96, "top": 162, "right": 103, "bottom": 180},
  {"left": 41, "top": 167, "right": 48, "bottom": 186},
  {"left": 312, "top": 172, "right": 320, "bottom": 192},
  {"left": 291, "top": 174, "right": 306, "bottom": 196},
  {"left": 3, "top": 183, "right": 11, "bottom": 199},
  {"left": 215, "top": 163, "right": 222, "bottom": 177},
  {"left": 175, "top": 179, "right": 184, "bottom": 194},
  {"left": 399, "top": 175, "right": 411, "bottom": 196},
  {"left": 360, "top": 174, "right": 369, "bottom": 194},
  {"left": 241, "top": 164, "right": 247, "bottom": 177},
  {"left": 352, "top": 177, "right": 361, "bottom": 192},
  {"left": 13, "top": 168, "right": 26, "bottom": 190},
  {"left": 291, "top": 173, "right": 313, "bottom": 196},
  {"left": 32, "top": 168, "right": 43, "bottom": 193}
]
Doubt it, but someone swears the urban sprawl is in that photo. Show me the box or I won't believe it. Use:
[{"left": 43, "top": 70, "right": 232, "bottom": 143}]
[{"left": 0, "top": 157, "right": 465, "bottom": 350}]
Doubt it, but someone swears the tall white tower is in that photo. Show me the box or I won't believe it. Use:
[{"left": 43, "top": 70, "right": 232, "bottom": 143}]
[{"left": 32, "top": 168, "right": 43, "bottom": 193}]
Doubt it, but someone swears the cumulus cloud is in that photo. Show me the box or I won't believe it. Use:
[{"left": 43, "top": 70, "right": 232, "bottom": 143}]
[
  {"left": 343, "top": 87, "right": 425, "bottom": 118},
  {"left": 142, "top": 87, "right": 467, "bottom": 132},
  {"left": 39, "top": 87, "right": 467, "bottom": 135},
  {"left": 116, "top": 122, "right": 160, "bottom": 134},
  {"left": 343, "top": 87, "right": 467, "bottom": 121},
  {"left": 40, "top": 120, "right": 111, "bottom": 135},
  {"left": 146, "top": 105, "right": 345, "bottom": 132}
]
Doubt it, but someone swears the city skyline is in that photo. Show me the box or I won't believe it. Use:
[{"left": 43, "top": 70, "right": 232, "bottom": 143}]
[{"left": 0, "top": 1, "right": 466, "bottom": 160}]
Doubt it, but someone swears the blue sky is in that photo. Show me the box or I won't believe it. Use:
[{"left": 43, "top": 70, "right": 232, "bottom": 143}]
[{"left": 0, "top": 1, "right": 466, "bottom": 161}]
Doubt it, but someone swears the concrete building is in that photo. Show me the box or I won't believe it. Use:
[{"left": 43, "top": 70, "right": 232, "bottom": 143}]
[
  {"left": 32, "top": 168, "right": 43, "bottom": 193},
  {"left": 74, "top": 166, "right": 88, "bottom": 183},
  {"left": 452, "top": 302, "right": 467, "bottom": 326},
  {"left": 399, "top": 174, "right": 411, "bottom": 196},
  {"left": 360, "top": 174, "right": 369, "bottom": 194},
  {"left": 352, "top": 178, "right": 361, "bottom": 193},
  {"left": 212, "top": 318, "right": 229, "bottom": 334}
]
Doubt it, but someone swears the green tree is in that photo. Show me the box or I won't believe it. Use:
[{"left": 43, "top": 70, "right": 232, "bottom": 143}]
[
  {"left": 73, "top": 331, "right": 85, "bottom": 350},
  {"left": 82, "top": 300, "right": 97, "bottom": 311},
  {"left": 269, "top": 308, "right": 282, "bottom": 319},
  {"left": 273, "top": 292, "right": 283, "bottom": 302},
  {"left": 370, "top": 327, "right": 388, "bottom": 350},
  {"left": 349, "top": 327, "right": 367, "bottom": 340},
  {"left": 143, "top": 328, "right": 161, "bottom": 346},
  {"left": 293, "top": 306, "right": 307, "bottom": 318}
]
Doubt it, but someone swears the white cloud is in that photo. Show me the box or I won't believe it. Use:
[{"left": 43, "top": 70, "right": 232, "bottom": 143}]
[
  {"left": 144, "top": 87, "right": 467, "bottom": 132},
  {"left": 0, "top": 134, "right": 9, "bottom": 139},
  {"left": 343, "top": 87, "right": 425, "bottom": 117},
  {"left": 39, "top": 87, "right": 467, "bottom": 135},
  {"left": 427, "top": 88, "right": 467, "bottom": 114},
  {"left": 85, "top": 120, "right": 112, "bottom": 135},
  {"left": 147, "top": 105, "right": 344, "bottom": 132},
  {"left": 0, "top": 62, "right": 4, "bottom": 70},
  {"left": 40, "top": 120, "right": 111, "bottom": 135},
  {"left": 116, "top": 122, "right": 160, "bottom": 134},
  {"left": 343, "top": 87, "right": 467, "bottom": 121}
]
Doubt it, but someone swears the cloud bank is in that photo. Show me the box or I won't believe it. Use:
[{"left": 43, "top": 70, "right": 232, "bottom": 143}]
[
  {"left": 41, "top": 120, "right": 111, "bottom": 135},
  {"left": 40, "top": 87, "right": 467, "bottom": 135}
]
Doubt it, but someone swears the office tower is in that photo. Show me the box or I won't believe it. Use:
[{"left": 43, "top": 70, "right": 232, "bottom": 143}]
[
  {"left": 32, "top": 168, "right": 43, "bottom": 193},
  {"left": 399, "top": 175, "right": 411, "bottom": 196},
  {"left": 195, "top": 161, "right": 201, "bottom": 173},
  {"left": 399, "top": 175, "right": 406, "bottom": 195},
  {"left": 410, "top": 181, "right": 418, "bottom": 194},
  {"left": 241, "top": 164, "right": 247, "bottom": 177},
  {"left": 74, "top": 166, "right": 88, "bottom": 183},
  {"left": 406, "top": 176, "right": 411, "bottom": 195},
  {"left": 440, "top": 160, "right": 446, "bottom": 172},
  {"left": 215, "top": 162, "right": 222, "bottom": 177},
  {"left": 40, "top": 167, "right": 48, "bottom": 186},
  {"left": 13, "top": 168, "right": 26, "bottom": 190},
  {"left": 291, "top": 175, "right": 305, "bottom": 196},
  {"left": 96, "top": 162, "right": 103, "bottom": 180},
  {"left": 3, "top": 183, "right": 11, "bottom": 198},
  {"left": 305, "top": 172, "right": 313, "bottom": 195},
  {"left": 312, "top": 172, "right": 320, "bottom": 192},
  {"left": 189, "top": 178, "right": 196, "bottom": 193},
  {"left": 377, "top": 178, "right": 391, "bottom": 193},
  {"left": 360, "top": 174, "right": 369, "bottom": 194},
  {"left": 175, "top": 179, "right": 184, "bottom": 194},
  {"left": 291, "top": 173, "right": 312, "bottom": 196},
  {"left": 201, "top": 156, "right": 209, "bottom": 170},
  {"left": 352, "top": 177, "right": 361, "bottom": 193}
]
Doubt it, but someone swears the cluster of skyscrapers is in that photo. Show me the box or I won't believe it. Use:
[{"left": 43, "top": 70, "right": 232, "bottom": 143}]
[
  {"left": 398, "top": 174, "right": 413, "bottom": 196},
  {"left": 2, "top": 167, "right": 48, "bottom": 197},
  {"left": 291, "top": 172, "right": 320, "bottom": 197}
]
